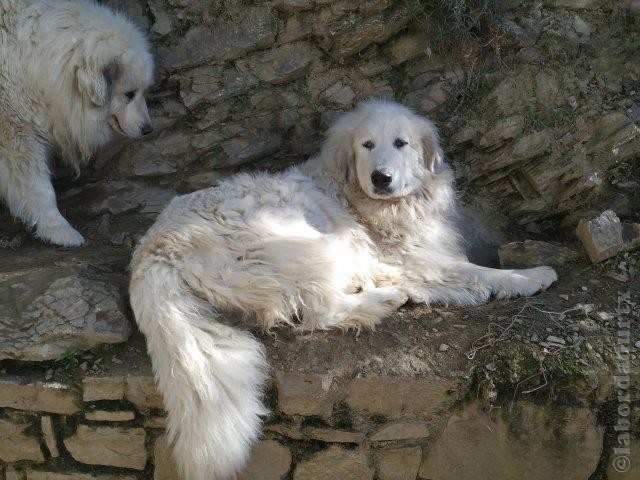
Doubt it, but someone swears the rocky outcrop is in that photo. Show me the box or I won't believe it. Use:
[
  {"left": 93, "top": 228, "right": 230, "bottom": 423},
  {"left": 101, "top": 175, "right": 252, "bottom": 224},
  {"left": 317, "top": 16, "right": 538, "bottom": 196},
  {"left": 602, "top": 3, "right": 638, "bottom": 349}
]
[
  {"left": 0, "top": 265, "right": 130, "bottom": 361},
  {"left": 78, "top": 0, "right": 640, "bottom": 239}
]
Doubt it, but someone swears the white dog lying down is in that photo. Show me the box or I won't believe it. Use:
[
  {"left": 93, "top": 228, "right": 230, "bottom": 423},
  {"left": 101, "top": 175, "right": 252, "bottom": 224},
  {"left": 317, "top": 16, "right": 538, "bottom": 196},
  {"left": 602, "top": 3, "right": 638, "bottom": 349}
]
[
  {"left": 0, "top": 0, "right": 154, "bottom": 246},
  {"left": 130, "top": 100, "right": 557, "bottom": 480}
]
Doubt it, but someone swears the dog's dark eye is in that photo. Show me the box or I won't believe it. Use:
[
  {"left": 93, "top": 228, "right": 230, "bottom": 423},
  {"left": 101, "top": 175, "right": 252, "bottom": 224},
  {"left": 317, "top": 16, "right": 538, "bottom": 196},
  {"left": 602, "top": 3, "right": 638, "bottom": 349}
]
[
  {"left": 394, "top": 138, "right": 407, "bottom": 148},
  {"left": 362, "top": 140, "right": 374, "bottom": 150},
  {"left": 125, "top": 91, "right": 136, "bottom": 100}
]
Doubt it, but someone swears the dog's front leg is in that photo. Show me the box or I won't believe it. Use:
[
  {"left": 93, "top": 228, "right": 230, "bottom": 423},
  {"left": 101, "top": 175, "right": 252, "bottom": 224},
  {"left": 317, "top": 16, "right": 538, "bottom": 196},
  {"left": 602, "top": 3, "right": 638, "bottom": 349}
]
[
  {"left": 400, "top": 261, "right": 557, "bottom": 307},
  {"left": 0, "top": 140, "right": 85, "bottom": 246}
]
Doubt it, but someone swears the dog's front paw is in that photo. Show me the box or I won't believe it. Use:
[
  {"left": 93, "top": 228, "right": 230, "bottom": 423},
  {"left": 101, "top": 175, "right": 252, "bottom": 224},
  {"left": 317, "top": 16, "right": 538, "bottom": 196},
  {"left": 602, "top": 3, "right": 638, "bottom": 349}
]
[
  {"left": 521, "top": 266, "right": 558, "bottom": 295},
  {"left": 36, "top": 222, "right": 85, "bottom": 247}
]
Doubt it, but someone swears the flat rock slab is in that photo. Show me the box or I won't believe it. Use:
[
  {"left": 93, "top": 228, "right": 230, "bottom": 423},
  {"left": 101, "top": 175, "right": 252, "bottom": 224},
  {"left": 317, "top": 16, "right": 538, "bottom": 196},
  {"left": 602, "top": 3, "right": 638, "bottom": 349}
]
[
  {"left": 498, "top": 240, "right": 580, "bottom": 268},
  {"left": 64, "top": 425, "right": 147, "bottom": 470},
  {"left": 0, "top": 377, "right": 79, "bottom": 414},
  {"left": 293, "top": 447, "right": 372, "bottom": 480},
  {"left": 25, "top": 472, "right": 136, "bottom": 480},
  {"left": 0, "top": 418, "right": 45, "bottom": 462},
  {"left": 576, "top": 210, "right": 624, "bottom": 262},
  {"left": 0, "top": 265, "right": 131, "bottom": 361},
  {"left": 418, "top": 401, "right": 603, "bottom": 480}
]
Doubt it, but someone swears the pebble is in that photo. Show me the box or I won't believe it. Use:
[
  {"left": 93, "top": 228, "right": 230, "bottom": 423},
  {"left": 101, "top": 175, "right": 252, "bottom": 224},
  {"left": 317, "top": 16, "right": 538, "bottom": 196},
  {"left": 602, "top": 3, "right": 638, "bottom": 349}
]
[
  {"left": 546, "top": 335, "right": 566, "bottom": 346},
  {"left": 559, "top": 294, "right": 569, "bottom": 300},
  {"left": 635, "top": 340, "right": 640, "bottom": 349},
  {"left": 45, "top": 369, "right": 53, "bottom": 380},
  {"left": 607, "top": 272, "right": 629, "bottom": 282},
  {"left": 438, "top": 343, "right": 450, "bottom": 352},
  {"left": 531, "top": 333, "right": 540, "bottom": 342},
  {"left": 593, "top": 311, "right": 614, "bottom": 321},
  {"left": 574, "top": 303, "right": 595, "bottom": 315},
  {"left": 581, "top": 286, "right": 588, "bottom": 291}
]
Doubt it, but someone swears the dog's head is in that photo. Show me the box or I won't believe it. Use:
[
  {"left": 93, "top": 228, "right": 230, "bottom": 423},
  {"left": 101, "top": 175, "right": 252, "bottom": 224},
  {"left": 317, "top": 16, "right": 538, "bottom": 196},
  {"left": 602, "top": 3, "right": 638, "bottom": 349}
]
[
  {"left": 321, "top": 100, "right": 444, "bottom": 200},
  {"left": 76, "top": 48, "right": 154, "bottom": 139}
]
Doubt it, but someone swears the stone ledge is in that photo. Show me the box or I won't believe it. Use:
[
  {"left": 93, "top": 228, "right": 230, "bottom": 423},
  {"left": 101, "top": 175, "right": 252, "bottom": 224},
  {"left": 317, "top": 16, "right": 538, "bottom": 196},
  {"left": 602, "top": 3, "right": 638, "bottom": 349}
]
[
  {"left": 82, "top": 375, "right": 162, "bottom": 411},
  {"left": 0, "top": 378, "right": 79, "bottom": 414}
]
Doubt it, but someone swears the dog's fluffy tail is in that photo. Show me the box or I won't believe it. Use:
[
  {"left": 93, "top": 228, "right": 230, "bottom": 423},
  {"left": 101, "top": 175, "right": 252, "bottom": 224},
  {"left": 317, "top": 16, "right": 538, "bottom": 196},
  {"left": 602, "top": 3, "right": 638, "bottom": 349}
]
[{"left": 129, "top": 261, "right": 268, "bottom": 480}]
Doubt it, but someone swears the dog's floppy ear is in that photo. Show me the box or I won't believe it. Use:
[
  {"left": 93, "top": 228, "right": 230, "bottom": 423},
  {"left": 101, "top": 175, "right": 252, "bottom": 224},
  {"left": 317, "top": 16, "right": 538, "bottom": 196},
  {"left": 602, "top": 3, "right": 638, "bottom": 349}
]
[
  {"left": 418, "top": 117, "right": 444, "bottom": 173},
  {"left": 318, "top": 116, "right": 357, "bottom": 186},
  {"left": 76, "top": 60, "right": 118, "bottom": 107}
]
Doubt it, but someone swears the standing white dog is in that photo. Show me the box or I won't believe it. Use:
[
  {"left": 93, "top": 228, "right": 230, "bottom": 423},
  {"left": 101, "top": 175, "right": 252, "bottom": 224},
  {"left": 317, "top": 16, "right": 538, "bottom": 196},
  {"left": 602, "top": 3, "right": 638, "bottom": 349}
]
[
  {"left": 0, "top": 0, "right": 154, "bottom": 246},
  {"left": 130, "top": 101, "right": 557, "bottom": 480}
]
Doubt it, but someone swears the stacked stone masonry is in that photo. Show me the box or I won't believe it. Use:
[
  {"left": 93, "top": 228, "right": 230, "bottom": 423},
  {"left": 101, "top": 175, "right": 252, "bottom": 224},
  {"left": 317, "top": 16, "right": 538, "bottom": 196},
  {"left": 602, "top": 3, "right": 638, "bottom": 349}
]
[{"left": 0, "top": 368, "right": 607, "bottom": 479}]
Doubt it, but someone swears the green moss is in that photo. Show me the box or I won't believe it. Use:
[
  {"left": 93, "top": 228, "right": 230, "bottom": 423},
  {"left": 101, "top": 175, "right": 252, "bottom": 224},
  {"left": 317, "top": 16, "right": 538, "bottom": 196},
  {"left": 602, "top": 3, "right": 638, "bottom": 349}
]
[
  {"left": 544, "top": 349, "right": 584, "bottom": 378},
  {"left": 470, "top": 343, "right": 586, "bottom": 405}
]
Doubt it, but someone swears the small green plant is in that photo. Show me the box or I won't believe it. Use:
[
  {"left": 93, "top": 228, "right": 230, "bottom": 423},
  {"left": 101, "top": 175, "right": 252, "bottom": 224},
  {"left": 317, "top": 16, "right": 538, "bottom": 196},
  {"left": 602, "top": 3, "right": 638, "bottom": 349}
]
[
  {"left": 404, "top": 0, "right": 499, "bottom": 49},
  {"left": 474, "top": 76, "right": 492, "bottom": 97},
  {"left": 54, "top": 347, "right": 79, "bottom": 371}
]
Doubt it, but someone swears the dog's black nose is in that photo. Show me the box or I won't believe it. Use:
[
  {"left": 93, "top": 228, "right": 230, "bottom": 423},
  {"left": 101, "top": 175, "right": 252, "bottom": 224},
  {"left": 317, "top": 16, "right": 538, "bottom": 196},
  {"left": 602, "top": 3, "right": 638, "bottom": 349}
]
[
  {"left": 371, "top": 170, "right": 392, "bottom": 189},
  {"left": 141, "top": 124, "right": 153, "bottom": 136}
]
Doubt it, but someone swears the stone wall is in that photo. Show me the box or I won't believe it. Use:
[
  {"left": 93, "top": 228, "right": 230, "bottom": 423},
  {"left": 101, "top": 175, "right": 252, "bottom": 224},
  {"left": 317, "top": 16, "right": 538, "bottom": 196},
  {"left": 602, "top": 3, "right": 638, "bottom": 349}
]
[
  {"left": 0, "top": 349, "right": 608, "bottom": 480},
  {"left": 49, "top": 0, "right": 639, "bottom": 253}
]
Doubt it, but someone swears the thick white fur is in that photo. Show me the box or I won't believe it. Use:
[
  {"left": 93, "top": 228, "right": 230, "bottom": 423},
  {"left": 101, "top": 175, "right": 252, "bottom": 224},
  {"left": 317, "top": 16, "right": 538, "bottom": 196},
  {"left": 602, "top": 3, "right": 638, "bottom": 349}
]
[
  {"left": 0, "top": 0, "right": 153, "bottom": 246},
  {"left": 130, "top": 101, "right": 558, "bottom": 480}
]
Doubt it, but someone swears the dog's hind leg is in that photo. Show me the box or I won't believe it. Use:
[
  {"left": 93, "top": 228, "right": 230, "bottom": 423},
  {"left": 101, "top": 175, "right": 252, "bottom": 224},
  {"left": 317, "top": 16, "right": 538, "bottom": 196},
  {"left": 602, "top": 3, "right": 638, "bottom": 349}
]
[{"left": 0, "top": 135, "right": 85, "bottom": 246}]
